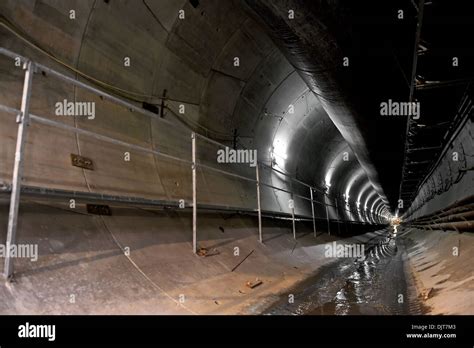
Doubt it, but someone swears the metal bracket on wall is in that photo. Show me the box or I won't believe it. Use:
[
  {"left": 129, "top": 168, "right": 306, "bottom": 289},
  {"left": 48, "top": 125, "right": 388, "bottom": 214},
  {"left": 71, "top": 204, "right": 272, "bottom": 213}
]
[
  {"left": 71, "top": 154, "right": 94, "bottom": 170},
  {"left": 86, "top": 204, "right": 111, "bottom": 216}
]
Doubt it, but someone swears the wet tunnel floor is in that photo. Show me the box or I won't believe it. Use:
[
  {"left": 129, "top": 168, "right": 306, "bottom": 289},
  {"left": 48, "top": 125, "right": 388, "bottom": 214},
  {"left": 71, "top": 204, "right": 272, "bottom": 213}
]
[{"left": 265, "top": 230, "right": 426, "bottom": 315}]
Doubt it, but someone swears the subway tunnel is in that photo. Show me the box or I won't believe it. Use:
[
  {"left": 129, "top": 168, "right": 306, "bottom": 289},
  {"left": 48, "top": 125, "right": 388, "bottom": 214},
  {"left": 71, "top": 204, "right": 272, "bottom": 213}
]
[{"left": 0, "top": 0, "right": 472, "bottom": 316}]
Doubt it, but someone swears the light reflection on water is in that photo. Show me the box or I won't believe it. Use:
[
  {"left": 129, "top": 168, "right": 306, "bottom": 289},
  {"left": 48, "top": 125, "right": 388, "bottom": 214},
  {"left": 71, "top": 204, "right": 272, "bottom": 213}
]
[
  {"left": 265, "top": 233, "right": 425, "bottom": 315},
  {"left": 331, "top": 238, "right": 397, "bottom": 315}
]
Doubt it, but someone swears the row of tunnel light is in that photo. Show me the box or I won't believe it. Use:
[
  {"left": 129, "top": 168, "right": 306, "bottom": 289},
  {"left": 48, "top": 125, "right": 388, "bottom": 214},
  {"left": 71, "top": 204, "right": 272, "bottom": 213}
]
[
  {"left": 325, "top": 154, "right": 392, "bottom": 225},
  {"left": 270, "top": 138, "right": 392, "bottom": 225},
  {"left": 260, "top": 83, "right": 393, "bottom": 225}
]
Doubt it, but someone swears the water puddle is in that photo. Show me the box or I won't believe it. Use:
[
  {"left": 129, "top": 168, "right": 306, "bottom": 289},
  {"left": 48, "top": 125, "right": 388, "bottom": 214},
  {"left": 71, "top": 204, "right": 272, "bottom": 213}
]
[{"left": 265, "top": 231, "right": 426, "bottom": 315}]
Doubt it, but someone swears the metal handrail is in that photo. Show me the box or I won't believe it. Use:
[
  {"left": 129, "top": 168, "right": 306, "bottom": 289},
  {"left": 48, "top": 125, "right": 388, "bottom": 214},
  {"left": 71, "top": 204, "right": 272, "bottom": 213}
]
[
  {"left": 1, "top": 104, "right": 338, "bottom": 207},
  {"left": 0, "top": 47, "right": 371, "bottom": 278}
]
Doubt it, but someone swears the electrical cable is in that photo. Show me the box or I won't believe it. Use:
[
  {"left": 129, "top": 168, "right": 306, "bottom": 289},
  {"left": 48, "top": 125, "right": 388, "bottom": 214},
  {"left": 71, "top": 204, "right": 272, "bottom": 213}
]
[{"left": 0, "top": 15, "right": 235, "bottom": 140}]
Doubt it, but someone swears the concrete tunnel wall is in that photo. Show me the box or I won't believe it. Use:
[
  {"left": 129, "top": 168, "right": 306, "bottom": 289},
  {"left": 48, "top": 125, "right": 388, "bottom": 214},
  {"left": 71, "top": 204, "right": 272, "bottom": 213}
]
[
  {"left": 0, "top": 0, "right": 472, "bottom": 316},
  {"left": 0, "top": 0, "right": 389, "bottom": 225},
  {"left": 404, "top": 116, "right": 474, "bottom": 221}
]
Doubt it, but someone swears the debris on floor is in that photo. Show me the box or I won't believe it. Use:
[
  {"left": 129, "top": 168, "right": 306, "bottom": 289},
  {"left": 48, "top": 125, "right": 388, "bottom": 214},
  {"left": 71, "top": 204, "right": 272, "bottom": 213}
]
[
  {"left": 197, "top": 247, "right": 219, "bottom": 257},
  {"left": 246, "top": 278, "right": 263, "bottom": 289},
  {"left": 421, "top": 287, "right": 434, "bottom": 300}
]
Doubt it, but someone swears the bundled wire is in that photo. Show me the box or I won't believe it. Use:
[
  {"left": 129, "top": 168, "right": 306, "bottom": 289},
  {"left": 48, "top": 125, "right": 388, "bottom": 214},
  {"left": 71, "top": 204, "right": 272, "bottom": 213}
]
[{"left": 0, "top": 15, "right": 234, "bottom": 140}]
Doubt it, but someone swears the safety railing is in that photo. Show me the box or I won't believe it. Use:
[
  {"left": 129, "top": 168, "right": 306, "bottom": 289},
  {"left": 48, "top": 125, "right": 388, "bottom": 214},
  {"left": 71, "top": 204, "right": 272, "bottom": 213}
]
[{"left": 0, "top": 47, "right": 367, "bottom": 279}]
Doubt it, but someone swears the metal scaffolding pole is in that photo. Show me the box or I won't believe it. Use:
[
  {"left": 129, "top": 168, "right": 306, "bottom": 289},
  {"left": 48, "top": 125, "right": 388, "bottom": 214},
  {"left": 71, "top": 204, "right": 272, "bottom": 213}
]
[
  {"left": 191, "top": 132, "right": 197, "bottom": 254},
  {"left": 290, "top": 195, "right": 296, "bottom": 239},
  {"left": 4, "top": 61, "right": 34, "bottom": 280},
  {"left": 325, "top": 200, "right": 331, "bottom": 236},
  {"left": 256, "top": 164, "right": 263, "bottom": 243},
  {"left": 310, "top": 188, "right": 317, "bottom": 237}
]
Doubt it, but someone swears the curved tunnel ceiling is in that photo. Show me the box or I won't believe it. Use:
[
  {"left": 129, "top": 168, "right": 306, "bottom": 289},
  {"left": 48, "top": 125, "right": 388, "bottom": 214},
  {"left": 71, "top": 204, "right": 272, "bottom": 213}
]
[{"left": 243, "top": 0, "right": 420, "bottom": 210}]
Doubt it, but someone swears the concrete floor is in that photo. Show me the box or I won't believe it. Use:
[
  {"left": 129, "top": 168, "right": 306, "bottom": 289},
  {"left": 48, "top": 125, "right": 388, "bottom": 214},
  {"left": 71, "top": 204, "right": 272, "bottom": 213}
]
[
  {"left": 0, "top": 197, "right": 387, "bottom": 315},
  {"left": 400, "top": 228, "right": 474, "bottom": 315},
  {"left": 2, "top": 197, "right": 470, "bottom": 315}
]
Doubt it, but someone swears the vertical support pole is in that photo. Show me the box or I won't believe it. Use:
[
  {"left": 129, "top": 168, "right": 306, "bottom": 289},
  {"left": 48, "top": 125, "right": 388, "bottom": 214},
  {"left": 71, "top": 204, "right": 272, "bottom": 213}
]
[
  {"left": 335, "top": 198, "right": 341, "bottom": 235},
  {"left": 4, "top": 61, "right": 34, "bottom": 280},
  {"left": 191, "top": 132, "right": 197, "bottom": 254},
  {"left": 310, "top": 187, "right": 316, "bottom": 238},
  {"left": 325, "top": 203, "right": 331, "bottom": 236},
  {"left": 343, "top": 202, "right": 348, "bottom": 236},
  {"left": 349, "top": 204, "right": 354, "bottom": 233},
  {"left": 291, "top": 194, "right": 296, "bottom": 239},
  {"left": 255, "top": 164, "right": 262, "bottom": 243}
]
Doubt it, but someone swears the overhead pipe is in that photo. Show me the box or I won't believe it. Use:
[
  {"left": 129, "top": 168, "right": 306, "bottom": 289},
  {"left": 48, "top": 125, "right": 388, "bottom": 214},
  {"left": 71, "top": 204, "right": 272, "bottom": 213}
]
[
  {"left": 406, "top": 196, "right": 474, "bottom": 232},
  {"left": 405, "top": 196, "right": 474, "bottom": 223},
  {"left": 412, "top": 221, "right": 474, "bottom": 233}
]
